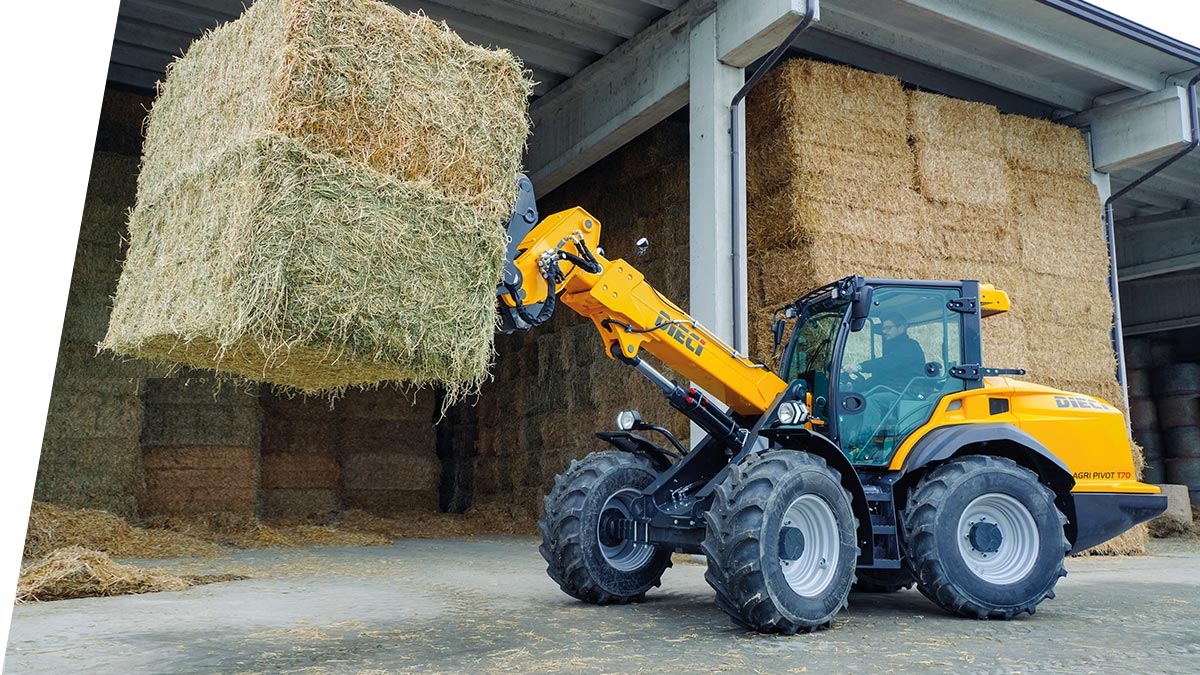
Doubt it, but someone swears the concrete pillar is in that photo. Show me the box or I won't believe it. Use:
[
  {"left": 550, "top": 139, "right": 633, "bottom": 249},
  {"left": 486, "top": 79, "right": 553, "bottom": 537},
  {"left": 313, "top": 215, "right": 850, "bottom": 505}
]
[
  {"left": 688, "top": 13, "right": 743, "bottom": 343},
  {"left": 688, "top": 13, "right": 744, "bottom": 446}
]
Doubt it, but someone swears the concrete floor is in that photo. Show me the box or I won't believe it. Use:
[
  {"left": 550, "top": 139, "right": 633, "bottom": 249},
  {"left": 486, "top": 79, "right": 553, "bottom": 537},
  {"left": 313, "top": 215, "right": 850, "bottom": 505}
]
[{"left": 6, "top": 537, "right": 1200, "bottom": 675}]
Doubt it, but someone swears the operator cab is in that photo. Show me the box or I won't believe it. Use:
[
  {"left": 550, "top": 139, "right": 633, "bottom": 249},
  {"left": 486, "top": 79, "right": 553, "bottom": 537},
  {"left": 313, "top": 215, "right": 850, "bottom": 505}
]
[{"left": 777, "top": 277, "right": 993, "bottom": 467}]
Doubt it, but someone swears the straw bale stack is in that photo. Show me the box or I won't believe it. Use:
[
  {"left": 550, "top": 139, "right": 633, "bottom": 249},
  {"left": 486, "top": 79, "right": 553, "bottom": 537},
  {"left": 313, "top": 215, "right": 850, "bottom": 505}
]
[
  {"left": 335, "top": 388, "right": 440, "bottom": 514},
  {"left": 747, "top": 60, "right": 1141, "bottom": 553},
  {"left": 102, "top": 0, "right": 532, "bottom": 395},
  {"left": 36, "top": 152, "right": 147, "bottom": 519},
  {"left": 260, "top": 392, "right": 340, "bottom": 518},
  {"left": 139, "top": 374, "right": 262, "bottom": 516}
]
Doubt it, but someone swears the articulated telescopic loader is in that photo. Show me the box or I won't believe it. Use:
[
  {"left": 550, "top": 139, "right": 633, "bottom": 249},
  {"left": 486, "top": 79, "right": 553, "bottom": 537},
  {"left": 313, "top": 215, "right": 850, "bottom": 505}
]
[{"left": 495, "top": 176, "right": 1166, "bottom": 634}]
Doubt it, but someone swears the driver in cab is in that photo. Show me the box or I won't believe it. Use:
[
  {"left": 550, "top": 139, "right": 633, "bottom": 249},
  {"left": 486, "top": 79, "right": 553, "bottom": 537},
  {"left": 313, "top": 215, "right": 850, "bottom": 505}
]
[{"left": 844, "top": 312, "right": 925, "bottom": 391}]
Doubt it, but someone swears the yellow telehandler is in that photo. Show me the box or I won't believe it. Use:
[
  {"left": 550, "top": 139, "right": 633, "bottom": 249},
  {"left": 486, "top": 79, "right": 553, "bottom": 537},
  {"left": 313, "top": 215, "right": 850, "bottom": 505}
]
[{"left": 495, "top": 177, "right": 1165, "bottom": 634}]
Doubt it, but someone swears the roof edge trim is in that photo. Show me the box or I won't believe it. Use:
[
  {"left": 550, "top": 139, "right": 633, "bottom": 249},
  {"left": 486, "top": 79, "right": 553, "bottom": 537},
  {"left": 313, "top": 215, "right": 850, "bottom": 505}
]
[{"left": 1035, "top": 0, "right": 1200, "bottom": 66}]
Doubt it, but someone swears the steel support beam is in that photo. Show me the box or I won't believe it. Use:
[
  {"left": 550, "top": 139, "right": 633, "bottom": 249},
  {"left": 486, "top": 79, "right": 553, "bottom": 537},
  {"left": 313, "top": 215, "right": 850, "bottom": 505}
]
[
  {"left": 526, "top": 2, "right": 713, "bottom": 195},
  {"left": 1117, "top": 209, "right": 1200, "bottom": 281},
  {"left": 1120, "top": 271, "right": 1200, "bottom": 335}
]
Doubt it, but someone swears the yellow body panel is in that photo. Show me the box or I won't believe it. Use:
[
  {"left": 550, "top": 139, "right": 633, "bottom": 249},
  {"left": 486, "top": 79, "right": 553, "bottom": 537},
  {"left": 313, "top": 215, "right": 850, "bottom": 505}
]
[{"left": 888, "top": 377, "right": 1158, "bottom": 495}]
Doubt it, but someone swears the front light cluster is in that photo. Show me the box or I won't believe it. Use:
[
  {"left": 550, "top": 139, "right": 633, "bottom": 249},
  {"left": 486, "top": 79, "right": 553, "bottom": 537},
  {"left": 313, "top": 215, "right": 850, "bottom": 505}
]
[
  {"left": 777, "top": 400, "right": 810, "bottom": 425},
  {"left": 616, "top": 409, "right": 642, "bottom": 431}
]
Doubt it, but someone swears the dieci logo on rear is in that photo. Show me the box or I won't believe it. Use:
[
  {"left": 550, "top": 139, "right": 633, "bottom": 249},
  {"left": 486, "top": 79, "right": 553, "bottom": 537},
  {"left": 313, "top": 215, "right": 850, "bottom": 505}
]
[
  {"left": 656, "top": 311, "right": 706, "bottom": 356},
  {"left": 1054, "top": 395, "right": 1111, "bottom": 411}
]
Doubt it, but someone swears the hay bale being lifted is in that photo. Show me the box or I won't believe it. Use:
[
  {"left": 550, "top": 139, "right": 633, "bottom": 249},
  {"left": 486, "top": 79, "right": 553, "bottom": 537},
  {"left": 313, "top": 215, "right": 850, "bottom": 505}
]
[{"left": 102, "top": 0, "right": 532, "bottom": 395}]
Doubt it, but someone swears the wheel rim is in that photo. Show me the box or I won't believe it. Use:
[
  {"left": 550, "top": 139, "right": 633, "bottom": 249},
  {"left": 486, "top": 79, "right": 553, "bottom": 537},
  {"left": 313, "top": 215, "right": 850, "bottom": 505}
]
[
  {"left": 957, "top": 493, "right": 1040, "bottom": 584},
  {"left": 778, "top": 494, "right": 840, "bottom": 597},
  {"left": 597, "top": 488, "right": 655, "bottom": 572}
]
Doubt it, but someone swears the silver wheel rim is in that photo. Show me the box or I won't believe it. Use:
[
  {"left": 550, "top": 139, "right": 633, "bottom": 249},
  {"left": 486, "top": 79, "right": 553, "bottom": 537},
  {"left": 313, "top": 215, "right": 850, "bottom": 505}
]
[
  {"left": 957, "top": 493, "right": 1039, "bottom": 584},
  {"left": 779, "top": 494, "right": 840, "bottom": 597},
  {"left": 598, "top": 489, "right": 655, "bottom": 572}
]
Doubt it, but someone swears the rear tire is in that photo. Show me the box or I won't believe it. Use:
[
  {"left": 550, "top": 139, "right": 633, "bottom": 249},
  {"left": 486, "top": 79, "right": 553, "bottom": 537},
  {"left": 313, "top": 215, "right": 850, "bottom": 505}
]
[
  {"left": 702, "top": 451, "right": 858, "bottom": 634},
  {"left": 902, "top": 455, "right": 1068, "bottom": 619},
  {"left": 538, "top": 451, "right": 671, "bottom": 604}
]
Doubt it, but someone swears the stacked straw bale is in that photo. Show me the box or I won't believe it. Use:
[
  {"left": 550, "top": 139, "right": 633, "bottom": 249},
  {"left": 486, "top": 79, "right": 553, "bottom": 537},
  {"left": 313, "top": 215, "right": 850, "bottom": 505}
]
[
  {"left": 139, "top": 374, "right": 262, "bottom": 516},
  {"left": 746, "top": 59, "right": 1141, "bottom": 552},
  {"left": 37, "top": 152, "right": 148, "bottom": 519},
  {"left": 473, "top": 122, "right": 691, "bottom": 524},
  {"left": 335, "top": 388, "right": 441, "bottom": 514},
  {"left": 102, "top": 0, "right": 532, "bottom": 395},
  {"left": 260, "top": 393, "right": 341, "bottom": 518}
]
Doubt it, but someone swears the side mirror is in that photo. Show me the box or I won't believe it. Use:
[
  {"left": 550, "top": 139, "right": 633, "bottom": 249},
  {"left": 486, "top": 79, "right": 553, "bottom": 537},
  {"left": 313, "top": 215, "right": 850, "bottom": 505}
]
[
  {"left": 849, "top": 284, "right": 874, "bottom": 332},
  {"left": 634, "top": 237, "right": 649, "bottom": 256}
]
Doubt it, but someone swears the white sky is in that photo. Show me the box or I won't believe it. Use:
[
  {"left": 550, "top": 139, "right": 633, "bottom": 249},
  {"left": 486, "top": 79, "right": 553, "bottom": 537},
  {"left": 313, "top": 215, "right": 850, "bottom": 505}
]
[{"left": 1087, "top": 0, "right": 1200, "bottom": 53}]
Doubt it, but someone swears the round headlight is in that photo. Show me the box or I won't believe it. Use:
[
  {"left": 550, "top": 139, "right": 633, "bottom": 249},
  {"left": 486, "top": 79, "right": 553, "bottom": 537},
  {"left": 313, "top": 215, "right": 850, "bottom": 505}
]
[
  {"left": 777, "top": 401, "right": 809, "bottom": 425},
  {"left": 616, "top": 409, "right": 641, "bottom": 431}
]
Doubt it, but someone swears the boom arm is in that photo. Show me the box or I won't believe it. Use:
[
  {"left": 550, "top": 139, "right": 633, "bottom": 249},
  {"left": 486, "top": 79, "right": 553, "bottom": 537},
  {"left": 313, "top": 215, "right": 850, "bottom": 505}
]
[{"left": 498, "top": 206, "right": 787, "bottom": 416}]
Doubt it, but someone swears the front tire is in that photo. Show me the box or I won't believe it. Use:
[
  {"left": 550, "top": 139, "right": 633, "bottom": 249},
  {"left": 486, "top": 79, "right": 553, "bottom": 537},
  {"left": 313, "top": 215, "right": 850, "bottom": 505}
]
[
  {"left": 538, "top": 451, "right": 671, "bottom": 604},
  {"left": 902, "top": 455, "right": 1068, "bottom": 619},
  {"left": 702, "top": 451, "right": 858, "bottom": 634}
]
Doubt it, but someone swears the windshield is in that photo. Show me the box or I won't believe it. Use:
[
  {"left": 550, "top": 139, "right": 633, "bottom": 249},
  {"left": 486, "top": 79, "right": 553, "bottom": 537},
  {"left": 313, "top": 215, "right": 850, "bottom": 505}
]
[{"left": 782, "top": 294, "right": 849, "bottom": 421}]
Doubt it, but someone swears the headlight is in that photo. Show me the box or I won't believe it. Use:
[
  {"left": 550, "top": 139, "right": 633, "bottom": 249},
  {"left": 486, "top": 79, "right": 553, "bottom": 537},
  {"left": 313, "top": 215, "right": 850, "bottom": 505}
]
[
  {"left": 616, "top": 409, "right": 642, "bottom": 431},
  {"left": 777, "top": 401, "right": 809, "bottom": 425}
]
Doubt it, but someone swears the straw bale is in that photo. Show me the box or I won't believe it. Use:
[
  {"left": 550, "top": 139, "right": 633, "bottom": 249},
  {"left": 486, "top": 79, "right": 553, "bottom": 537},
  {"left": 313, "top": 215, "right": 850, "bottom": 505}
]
[
  {"left": 140, "top": 487, "right": 259, "bottom": 516},
  {"left": 1022, "top": 323, "right": 1117, "bottom": 383},
  {"left": 913, "top": 142, "right": 1011, "bottom": 207},
  {"left": 262, "top": 417, "right": 336, "bottom": 455},
  {"left": 1018, "top": 225, "right": 1110, "bottom": 279},
  {"left": 261, "top": 392, "right": 337, "bottom": 421},
  {"left": 336, "top": 419, "right": 437, "bottom": 453},
  {"left": 261, "top": 489, "right": 340, "bottom": 519},
  {"left": 748, "top": 138, "right": 916, "bottom": 199},
  {"left": 1001, "top": 114, "right": 1091, "bottom": 179},
  {"left": 61, "top": 295, "right": 112, "bottom": 344},
  {"left": 95, "top": 88, "right": 151, "bottom": 156},
  {"left": 53, "top": 341, "right": 148, "bottom": 386},
  {"left": 16, "top": 547, "right": 193, "bottom": 603},
  {"left": 921, "top": 202, "right": 1021, "bottom": 265},
  {"left": 141, "top": 447, "right": 258, "bottom": 516},
  {"left": 751, "top": 186, "right": 926, "bottom": 252},
  {"left": 908, "top": 90, "right": 1002, "bottom": 154},
  {"left": 344, "top": 488, "right": 439, "bottom": 515},
  {"left": 24, "top": 502, "right": 221, "bottom": 560},
  {"left": 749, "top": 60, "right": 908, "bottom": 136},
  {"left": 334, "top": 387, "right": 437, "bottom": 422},
  {"left": 34, "top": 439, "right": 143, "bottom": 519},
  {"left": 341, "top": 452, "right": 440, "bottom": 491},
  {"left": 261, "top": 454, "right": 340, "bottom": 489},
  {"left": 84, "top": 152, "right": 138, "bottom": 213},
  {"left": 141, "top": 403, "right": 263, "bottom": 449},
  {"left": 43, "top": 391, "right": 141, "bottom": 441},
  {"left": 104, "top": 135, "right": 508, "bottom": 395},
  {"left": 137, "top": 0, "right": 532, "bottom": 220},
  {"left": 1001, "top": 274, "right": 1114, "bottom": 329},
  {"left": 69, "top": 240, "right": 124, "bottom": 289}
]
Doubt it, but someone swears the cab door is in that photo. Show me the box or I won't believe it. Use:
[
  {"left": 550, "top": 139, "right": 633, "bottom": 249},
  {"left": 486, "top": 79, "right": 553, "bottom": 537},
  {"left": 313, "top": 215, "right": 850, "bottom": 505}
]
[{"left": 834, "top": 285, "right": 967, "bottom": 466}]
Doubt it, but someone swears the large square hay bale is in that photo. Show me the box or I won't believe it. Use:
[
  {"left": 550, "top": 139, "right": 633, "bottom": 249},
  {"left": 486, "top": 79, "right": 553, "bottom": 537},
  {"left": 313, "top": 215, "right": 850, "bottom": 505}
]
[
  {"left": 103, "top": 0, "right": 531, "bottom": 395},
  {"left": 104, "top": 136, "right": 508, "bottom": 393},
  {"left": 137, "top": 0, "right": 531, "bottom": 220}
]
